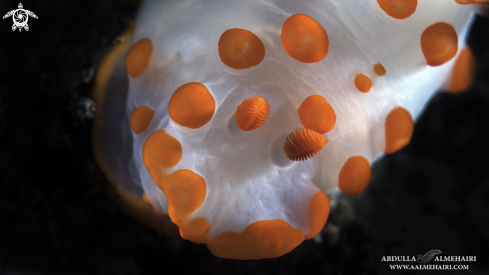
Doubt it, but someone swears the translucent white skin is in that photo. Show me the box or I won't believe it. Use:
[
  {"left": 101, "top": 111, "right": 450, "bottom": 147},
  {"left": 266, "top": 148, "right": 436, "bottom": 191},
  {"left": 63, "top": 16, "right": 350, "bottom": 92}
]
[{"left": 120, "top": 0, "right": 477, "bottom": 238}]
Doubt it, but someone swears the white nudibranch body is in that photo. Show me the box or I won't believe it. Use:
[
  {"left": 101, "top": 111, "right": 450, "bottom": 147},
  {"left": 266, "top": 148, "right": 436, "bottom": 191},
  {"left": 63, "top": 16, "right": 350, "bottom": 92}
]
[{"left": 93, "top": 0, "right": 481, "bottom": 260}]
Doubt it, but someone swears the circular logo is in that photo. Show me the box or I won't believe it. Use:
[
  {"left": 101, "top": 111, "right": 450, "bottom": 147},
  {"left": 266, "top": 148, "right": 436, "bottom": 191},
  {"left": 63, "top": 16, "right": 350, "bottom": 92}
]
[{"left": 13, "top": 9, "right": 27, "bottom": 26}]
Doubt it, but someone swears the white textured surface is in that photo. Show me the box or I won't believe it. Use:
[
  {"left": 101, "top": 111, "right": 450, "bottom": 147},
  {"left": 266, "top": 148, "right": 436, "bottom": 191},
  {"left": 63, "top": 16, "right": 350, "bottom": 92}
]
[{"left": 118, "top": 0, "right": 478, "bottom": 238}]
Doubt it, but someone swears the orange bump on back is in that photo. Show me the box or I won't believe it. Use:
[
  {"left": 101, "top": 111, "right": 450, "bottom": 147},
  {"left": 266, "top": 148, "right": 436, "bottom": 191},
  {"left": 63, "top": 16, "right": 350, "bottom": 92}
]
[
  {"left": 179, "top": 217, "right": 210, "bottom": 244},
  {"left": 421, "top": 22, "right": 458, "bottom": 67},
  {"left": 158, "top": 169, "right": 207, "bottom": 226},
  {"left": 130, "top": 105, "right": 154, "bottom": 134},
  {"left": 235, "top": 97, "right": 270, "bottom": 131},
  {"left": 284, "top": 128, "right": 328, "bottom": 161},
  {"left": 455, "top": 0, "right": 489, "bottom": 5},
  {"left": 218, "top": 28, "right": 266, "bottom": 69},
  {"left": 169, "top": 82, "right": 215, "bottom": 129},
  {"left": 142, "top": 130, "right": 182, "bottom": 183},
  {"left": 304, "top": 190, "right": 330, "bottom": 239},
  {"left": 298, "top": 95, "right": 336, "bottom": 134},
  {"left": 126, "top": 38, "right": 153, "bottom": 78},
  {"left": 377, "top": 0, "right": 417, "bottom": 19},
  {"left": 281, "top": 14, "right": 329, "bottom": 63},
  {"left": 338, "top": 156, "right": 372, "bottom": 196},
  {"left": 354, "top": 73, "right": 372, "bottom": 93},
  {"left": 448, "top": 48, "right": 476, "bottom": 93},
  {"left": 384, "top": 107, "right": 414, "bottom": 154},
  {"left": 373, "top": 63, "right": 386, "bottom": 76},
  {"left": 207, "top": 219, "right": 304, "bottom": 260}
]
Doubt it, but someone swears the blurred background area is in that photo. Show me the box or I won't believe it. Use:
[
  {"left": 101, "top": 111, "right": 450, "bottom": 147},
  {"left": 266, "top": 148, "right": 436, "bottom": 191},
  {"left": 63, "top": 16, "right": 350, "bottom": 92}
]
[{"left": 0, "top": 1, "right": 488, "bottom": 274}]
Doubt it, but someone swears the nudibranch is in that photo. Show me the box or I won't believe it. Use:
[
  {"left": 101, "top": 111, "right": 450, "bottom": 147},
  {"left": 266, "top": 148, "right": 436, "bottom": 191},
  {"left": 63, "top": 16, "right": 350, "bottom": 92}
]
[{"left": 92, "top": 0, "right": 482, "bottom": 260}]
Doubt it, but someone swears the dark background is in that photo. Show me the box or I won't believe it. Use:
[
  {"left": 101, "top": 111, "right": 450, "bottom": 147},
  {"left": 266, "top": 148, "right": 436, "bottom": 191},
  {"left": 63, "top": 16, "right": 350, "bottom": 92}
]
[{"left": 0, "top": 1, "right": 488, "bottom": 274}]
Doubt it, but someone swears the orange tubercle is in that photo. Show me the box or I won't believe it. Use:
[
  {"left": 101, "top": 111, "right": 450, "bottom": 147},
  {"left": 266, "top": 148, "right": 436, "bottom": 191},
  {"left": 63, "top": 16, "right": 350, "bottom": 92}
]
[
  {"left": 354, "top": 73, "right": 372, "bottom": 93},
  {"left": 455, "top": 0, "right": 489, "bottom": 5},
  {"left": 304, "top": 190, "right": 330, "bottom": 239},
  {"left": 126, "top": 38, "right": 153, "bottom": 78},
  {"left": 281, "top": 14, "right": 329, "bottom": 63},
  {"left": 377, "top": 0, "right": 417, "bottom": 19},
  {"left": 384, "top": 107, "right": 414, "bottom": 154},
  {"left": 130, "top": 105, "right": 154, "bottom": 134},
  {"left": 448, "top": 47, "right": 476, "bottom": 93},
  {"left": 218, "top": 28, "right": 266, "bottom": 69},
  {"left": 235, "top": 97, "right": 270, "bottom": 131},
  {"left": 373, "top": 63, "right": 386, "bottom": 76},
  {"left": 283, "top": 128, "right": 328, "bottom": 161},
  {"left": 207, "top": 219, "right": 304, "bottom": 260},
  {"left": 158, "top": 169, "right": 207, "bottom": 227},
  {"left": 298, "top": 95, "right": 336, "bottom": 134},
  {"left": 421, "top": 22, "right": 458, "bottom": 67},
  {"left": 168, "top": 82, "right": 215, "bottom": 129},
  {"left": 142, "top": 130, "right": 182, "bottom": 183},
  {"left": 338, "top": 156, "right": 372, "bottom": 196}
]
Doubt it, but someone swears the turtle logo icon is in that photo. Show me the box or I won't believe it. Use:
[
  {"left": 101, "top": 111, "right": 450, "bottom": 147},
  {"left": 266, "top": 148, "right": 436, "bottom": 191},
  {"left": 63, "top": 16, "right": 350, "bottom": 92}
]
[{"left": 3, "top": 3, "right": 38, "bottom": 32}]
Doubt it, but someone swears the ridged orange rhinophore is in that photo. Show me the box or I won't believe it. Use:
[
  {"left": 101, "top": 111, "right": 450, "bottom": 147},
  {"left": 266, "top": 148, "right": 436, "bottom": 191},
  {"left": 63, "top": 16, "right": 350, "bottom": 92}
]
[
  {"left": 235, "top": 97, "right": 270, "bottom": 131},
  {"left": 283, "top": 128, "right": 328, "bottom": 161}
]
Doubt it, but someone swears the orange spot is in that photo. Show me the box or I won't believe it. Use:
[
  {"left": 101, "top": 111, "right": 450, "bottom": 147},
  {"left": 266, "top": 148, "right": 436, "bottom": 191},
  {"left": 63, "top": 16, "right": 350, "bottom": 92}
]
[
  {"left": 377, "top": 0, "right": 417, "bottom": 19},
  {"left": 283, "top": 128, "right": 328, "bottom": 161},
  {"left": 421, "top": 22, "right": 458, "bottom": 66},
  {"left": 455, "top": 0, "right": 489, "bottom": 5},
  {"left": 218, "top": 28, "right": 266, "bottom": 69},
  {"left": 207, "top": 219, "right": 304, "bottom": 260},
  {"left": 354, "top": 73, "right": 372, "bottom": 93},
  {"left": 142, "top": 192, "right": 151, "bottom": 205},
  {"left": 130, "top": 105, "right": 154, "bottom": 134},
  {"left": 158, "top": 170, "right": 206, "bottom": 226},
  {"left": 304, "top": 191, "right": 330, "bottom": 239},
  {"left": 448, "top": 48, "right": 476, "bottom": 93},
  {"left": 373, "top": 63, "right": 387, "bottom": 76},
  {"left": 142, "top": 130, "right": 182, "bottom": 183},
  {"left": 298, "top": 95, "right": 336, "bottom": 134},
  {"left": 235, "top": 97, "right": 270, "bottom": 131},
  {"left": 126, "top": 38, "right": 153, "bottom": 78},
  {"left": 384, "top": 107, "right": 414, "bottom": 154},
  {"left": 179, "top": 217, "right": 210, "bottom": 244},
  {"left": 169, "top": 82, "right": 215, "bottom": 129},
  {"left": 281, "top": 14, "right": 329, "bottom": 63},
  {"left": 338, "top": 156, "right": 372, "bottom": 196}
]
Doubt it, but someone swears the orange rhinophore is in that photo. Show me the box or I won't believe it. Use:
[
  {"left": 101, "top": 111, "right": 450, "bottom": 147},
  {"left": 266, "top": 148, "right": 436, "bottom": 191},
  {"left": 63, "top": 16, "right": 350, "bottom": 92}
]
[
  {"left": 235, "top": 97, "right": 270, "bottom": 131},
  {"left": 284, "top": 128, "right": 328, "bottom": 161}
]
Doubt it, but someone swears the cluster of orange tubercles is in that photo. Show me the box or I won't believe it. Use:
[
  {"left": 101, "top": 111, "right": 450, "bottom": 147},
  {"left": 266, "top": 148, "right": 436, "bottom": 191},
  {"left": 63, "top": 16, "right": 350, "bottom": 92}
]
[{"left": 141, "top": 129, "right": 209, "bottom": 243}]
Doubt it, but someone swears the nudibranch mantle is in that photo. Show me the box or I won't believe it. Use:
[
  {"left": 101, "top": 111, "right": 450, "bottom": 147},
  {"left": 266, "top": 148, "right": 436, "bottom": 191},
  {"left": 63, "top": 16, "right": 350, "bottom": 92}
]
[{"left": 93, "top": 0, "right": 479, "bottom": 260}]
